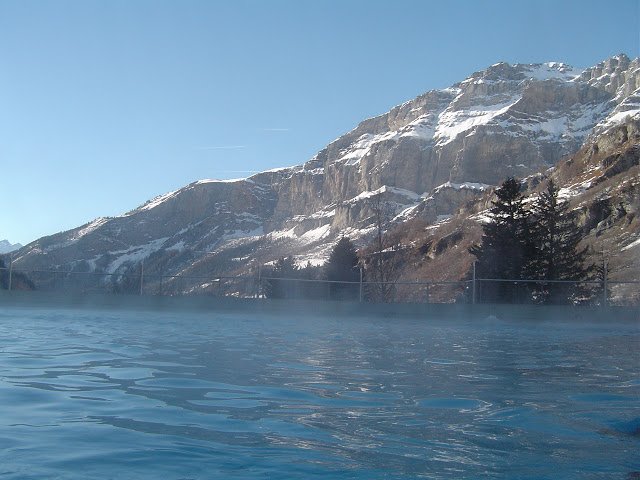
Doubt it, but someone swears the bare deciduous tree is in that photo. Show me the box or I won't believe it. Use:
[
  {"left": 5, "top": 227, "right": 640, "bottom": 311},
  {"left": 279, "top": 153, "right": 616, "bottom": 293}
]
[{"left": 362, "top": 193, "right": 401, "bottom": 302}]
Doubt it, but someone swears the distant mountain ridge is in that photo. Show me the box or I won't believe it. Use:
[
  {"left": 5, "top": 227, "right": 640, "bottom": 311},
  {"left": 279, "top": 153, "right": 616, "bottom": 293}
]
[
  {"left": 0, "top": 240, "right": 22, "bottom": 254},
  {"left": 12, "top": 54, "right": 640, "bottom": 299}
]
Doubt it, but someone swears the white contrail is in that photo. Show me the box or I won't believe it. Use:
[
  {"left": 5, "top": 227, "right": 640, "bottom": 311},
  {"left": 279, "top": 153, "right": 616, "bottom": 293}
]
[{"left": 194, "top": 145, "right": 246, "bottom": 150}]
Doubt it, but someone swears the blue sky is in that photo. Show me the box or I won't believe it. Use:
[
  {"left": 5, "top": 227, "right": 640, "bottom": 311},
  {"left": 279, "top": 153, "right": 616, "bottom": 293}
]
[{"left": 1, "top": 0, "right": 639, "bottom": 245}]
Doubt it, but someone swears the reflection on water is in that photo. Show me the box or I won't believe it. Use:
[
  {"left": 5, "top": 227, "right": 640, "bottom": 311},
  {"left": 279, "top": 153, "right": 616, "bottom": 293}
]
[{"left": 0, "top": 308, "right": 638, "bottom": 479}]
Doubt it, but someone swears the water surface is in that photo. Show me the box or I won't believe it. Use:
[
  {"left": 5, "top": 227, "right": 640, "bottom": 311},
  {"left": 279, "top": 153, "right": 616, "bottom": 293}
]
[{"left": 0, "top": 307, "right": 638, "bottom": 479}]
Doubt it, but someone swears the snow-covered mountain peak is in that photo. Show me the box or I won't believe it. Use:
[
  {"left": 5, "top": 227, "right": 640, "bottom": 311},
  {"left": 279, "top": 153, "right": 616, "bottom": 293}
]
[
  {"left": 316, "top": 56, "right": 637, "bottom": 194},
  {"left": 520, "top": 62, "right": 581, "bottom": 81},
  {"left": 461, "top": 60, "right": 581, "bottom": 87},
  {"left": 0, "top": 240, "right": 22, "bottom": 254},
  {"left": 580, "top": 53, "right": 638, "bottom": 93}
]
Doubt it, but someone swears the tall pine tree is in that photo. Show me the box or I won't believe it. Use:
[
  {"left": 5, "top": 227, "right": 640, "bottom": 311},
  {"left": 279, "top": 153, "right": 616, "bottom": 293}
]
[
  {"left": 325, "top": 236, "right": 360, "bottom": 300},
  {"left": 469, "top": 177, "right": 531, "bottom": 303},
  {"left": 527, "top": 179, "right": 593, "bottom": 304}
]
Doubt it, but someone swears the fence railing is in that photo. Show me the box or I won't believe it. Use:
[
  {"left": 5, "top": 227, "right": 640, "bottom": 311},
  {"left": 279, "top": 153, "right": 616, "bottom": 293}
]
[{"left": 1, "top": 266, "right": 638, "bottom": 305}]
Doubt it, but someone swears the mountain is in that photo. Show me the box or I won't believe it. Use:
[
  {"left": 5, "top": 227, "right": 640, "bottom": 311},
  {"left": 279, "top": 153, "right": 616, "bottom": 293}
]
[
  {"left": 386, "top": 116, "right": 639, "bottom": 304},
  {"left": 0, "top": 240, "right": 22, "bottom": 254},
  {"left": 12, "top": 54, "right": 640, "bottom": 300}
]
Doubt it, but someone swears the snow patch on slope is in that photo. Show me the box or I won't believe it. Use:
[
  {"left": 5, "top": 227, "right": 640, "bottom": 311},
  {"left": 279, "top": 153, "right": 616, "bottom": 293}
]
[
  {"left": 347, "top": 185, "right": 422, "bottom": 204},
  {"left": 523, "top": 62, "right": 581, "bottom": 81},
  {"left": 395, "top": 203, "right": 422, "bottom": 221},
  {"left": 621, "top": 237, "right": 640, "bottom": 251},
  {"left": 435, "top": 181, "right": 491, "bottom": 192},
  {"left": 435, "top": 98, "right": 520, "bottom": 145},
  {"left": 511, "top": 103, "right": 610, "bottom": 140},
  {"left": 336, "top": 131, "right": 399, "bottom": 165},
  {"left": 399, "top": 115, "right": 437, "bottom": 140},
  {"left": 268, "top": 227, "right": 297, "bottom": 241},
  {"left": 221, "top": 226, "right": 264, "bottom": 241},
  {"left": 106, "top": 237, "right": 169, "bottom": 274},
  {"left": 558, "top": 179, "right": 594, "bottom": 199},
  {"left": 166, "top": 240, "right": 186, "bottom": 252},
  {"left": 597, "top": 88, "right": 640, "bottom": 129},
  {"left": 195, "top": 178, "right": 252, "bottom": 185},
  {"left": 300, "top": 224, "right": 332, "bottom": 242},
  {"left": 138, "top": 190, "right": 180, "bottom": 212},
  {"left": 70, "top": 217, "right": 110, "bottom": 241}
]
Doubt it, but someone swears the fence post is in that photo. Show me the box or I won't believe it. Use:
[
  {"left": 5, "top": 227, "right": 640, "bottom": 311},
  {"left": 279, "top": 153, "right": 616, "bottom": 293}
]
[
  {"left": 359, "top": 266, "right": 363, "bottom": 302},
  {"left": 472, "top": 261, "right": 476, "bottom": 305},
  {"left": 139, "top": 260, "right": 144, "bottom": 296},
  {"left": 603, "top": 258, "right": 608, "bottom": 307},
  {"left": 8, "top": 254, "right": 13, "bottom": 291}
]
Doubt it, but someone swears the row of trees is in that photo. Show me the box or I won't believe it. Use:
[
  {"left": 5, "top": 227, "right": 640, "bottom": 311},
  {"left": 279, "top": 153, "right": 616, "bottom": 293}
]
[
  {"left": 264, "top": 237, "right": 361, "bottom": 300},
  {"left": 266, "top": 177, "right": 601, "bottom": 305},
  {"left": 470, "top": 177, "right": 597, "bottom": 304},
  {"left": 264, "top": 193, "right": 403, "bottom": 302}
]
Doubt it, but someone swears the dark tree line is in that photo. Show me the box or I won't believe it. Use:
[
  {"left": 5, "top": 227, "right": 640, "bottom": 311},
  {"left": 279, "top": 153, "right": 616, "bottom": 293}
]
[
  {"left": 264, "top": 194, "right": 406, "bottom": 303},
  {"left": 265, "top": 236, "right": 360, "bottom": 300},
  {"left": 263, "top": 256, "right": 323, "bottom": 299},
  {"left": 470, "top": 177, "right": 596, "bottom": 304}
]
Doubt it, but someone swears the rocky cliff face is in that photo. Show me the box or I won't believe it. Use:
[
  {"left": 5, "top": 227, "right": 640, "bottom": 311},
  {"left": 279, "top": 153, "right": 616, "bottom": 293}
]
[
  {"left": 269, "top": 55, "right": 638, "bottom": 221},
  {"left": 557, "top": 119, "right": 640, "bottom": 303},
  {"left": 12, "top": 54, "right": 640, "bottom": 295}
]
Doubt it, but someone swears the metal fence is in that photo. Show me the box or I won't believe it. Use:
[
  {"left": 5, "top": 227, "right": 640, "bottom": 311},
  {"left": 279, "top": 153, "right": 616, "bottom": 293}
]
[
  {"left": 472, "top": 278, "right": 639, "bottom": 306},
  {"left": 1, "top": 266, "right": 638, "bottom": 305}
]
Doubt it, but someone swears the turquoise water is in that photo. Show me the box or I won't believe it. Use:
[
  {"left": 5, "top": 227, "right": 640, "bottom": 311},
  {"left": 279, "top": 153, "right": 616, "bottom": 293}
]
[{"left": 0, "top": 307, "right": 638, "bottom": 479}]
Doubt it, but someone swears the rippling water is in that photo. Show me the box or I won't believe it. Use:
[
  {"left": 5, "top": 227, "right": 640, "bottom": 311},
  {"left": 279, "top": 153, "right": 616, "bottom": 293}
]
[{"left": 0, "top": 307, "right": 638, "bottom": 479}]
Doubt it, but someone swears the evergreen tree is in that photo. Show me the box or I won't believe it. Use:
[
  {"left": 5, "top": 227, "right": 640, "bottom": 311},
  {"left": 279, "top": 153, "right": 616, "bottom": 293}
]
[
  {"left": 591, "top": 257, "right": 611, "bottom": 306},
  {"left": 527, "top": 179, "right": 594, "bottom": 304},
  {"left": 264, "top": 256, "right": 298, "bottom": 299},
  {"left": 325, "top": 236, "right": 360, "bottom": 300},
  {"left": 469, "top": 177, "right": 531, "bottom": 303},
  {"left": 297, "top": 261, "right": 324, "bottom": 300}
]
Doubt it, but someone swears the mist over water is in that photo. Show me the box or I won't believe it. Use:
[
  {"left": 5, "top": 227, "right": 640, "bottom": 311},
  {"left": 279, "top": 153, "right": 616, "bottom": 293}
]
[{"left": 0, "top": 307, "right": 638, "bottom": 479}]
